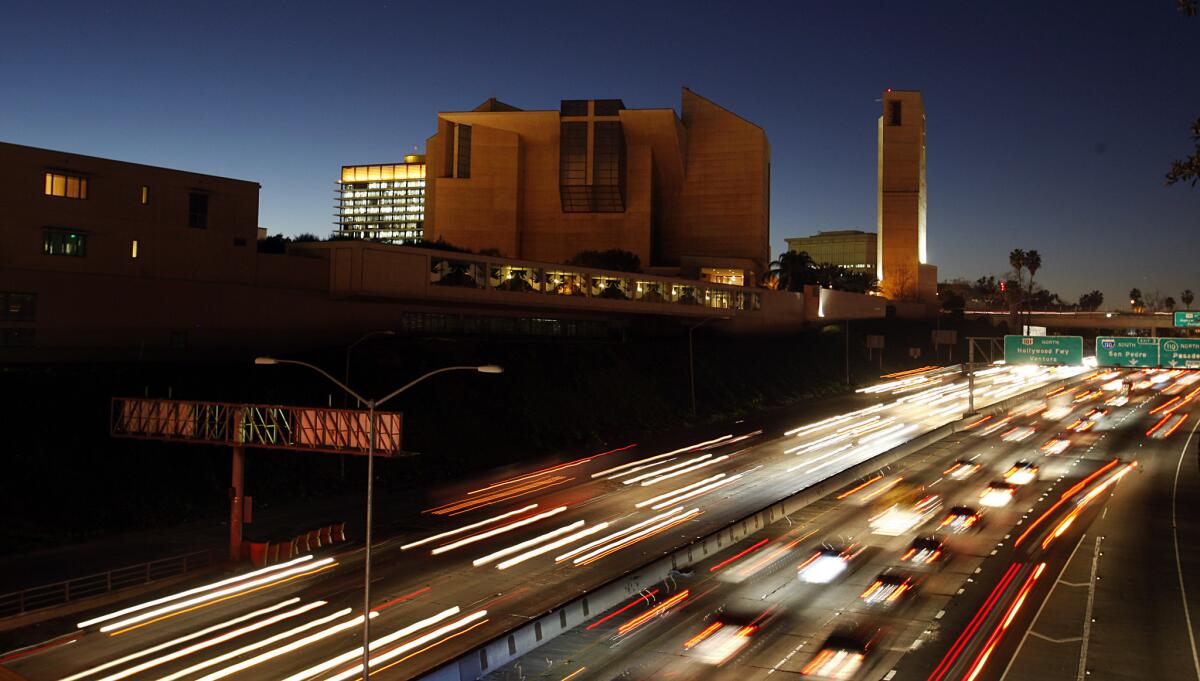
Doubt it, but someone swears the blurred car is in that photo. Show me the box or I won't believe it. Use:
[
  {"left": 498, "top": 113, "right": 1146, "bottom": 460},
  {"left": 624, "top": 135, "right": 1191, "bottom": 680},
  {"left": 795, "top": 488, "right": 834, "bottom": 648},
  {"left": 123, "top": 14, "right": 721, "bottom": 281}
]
[
  {"left": 1043, "top": 404, "right": 1073, "bottom": 421},
  {"left": 1001, "top": 426, "right": 1036, "bottom": 442},
  {"left": 1105, "top": 394, "right": 1129, "bottom": 407},
  {"left": 1040, "top": 437, "right": 1071, "bottom": 455},
  {"left": 1004, "top": 460, "right": 1039, "bottom": 485},
  {"left": 798, "top": 545, "right": 862, "bottom": 584},
  {"left": 1067, "top": 417, "right": 1097, "bottom": 433},
  {"left": 1083, "top": 407, "right": 1109, "bottom": 422},
  {"left": 684, "top": 609, "right": 773, "bottom": 665},
  {"left": 900, "top": 536, "right": 947, "bottom": 567},
  {"left": 859, "top": 571, "right": 919, "bottom": 608},
  {"left": 980, "top": 481, "right": 1017, "bottom": 508},
  {"left": 939, "top": 505, "right": 982, "bottom": 533},
  {"left": 869, "top": 494, "right": 942, "bottom": 536},
  {"left": 944, "top": 459, "right": 982, "bottom": 481},
  {"left": 801, "top": 629, "right": 877, "bottom": 679}
]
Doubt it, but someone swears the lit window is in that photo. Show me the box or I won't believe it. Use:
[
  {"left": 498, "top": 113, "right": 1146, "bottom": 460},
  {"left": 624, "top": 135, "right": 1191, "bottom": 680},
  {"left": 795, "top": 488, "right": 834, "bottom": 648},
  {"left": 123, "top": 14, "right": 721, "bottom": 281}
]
[
  {"left": 131, "top": 240, "right": 139, "bottom": 258},
  {"left": 0, "top": 292, "right": 36, "bottom": 321},
  {"left": 43, "top": 229, "right": 87, "bottom": 257},
  {"left": 44, "top": 171, "right": 87, "bottom": 199},
  {"left": 141, "top": 185, "right": 149, "bottom": 204}
]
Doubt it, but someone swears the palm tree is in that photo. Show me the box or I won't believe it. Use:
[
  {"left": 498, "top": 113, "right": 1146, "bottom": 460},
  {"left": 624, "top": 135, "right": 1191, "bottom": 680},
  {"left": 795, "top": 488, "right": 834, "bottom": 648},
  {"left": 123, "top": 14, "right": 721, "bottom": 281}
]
[
  {"left": 767, "top": 251, "right": 815, "bottom": 292},
  {"left": 1130, "top": 288, "right": 1144, "bottom": 313},
  {"left": 1183, "top": 289, "right": 1195, "bottom": 309},
  {"left": 1165, "top": 296, "right": 1177, "bottom": 311},
  {"left": 1009, "top": 249, "right": 1027, "bottom": 324},
  {"left": 1023, "top": 250, "right": 1041, "bottom": 331}
]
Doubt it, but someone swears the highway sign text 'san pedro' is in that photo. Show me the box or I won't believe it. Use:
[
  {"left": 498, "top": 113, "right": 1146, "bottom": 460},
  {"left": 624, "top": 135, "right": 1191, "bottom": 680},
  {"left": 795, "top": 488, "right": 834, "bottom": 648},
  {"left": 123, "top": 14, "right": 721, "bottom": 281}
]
[
  {"left": 1095, "top": 336, "right": 1160, "bottom": 368},
  {"left": 1003, "top": 335, "right": 1084, "bottom": 366}
]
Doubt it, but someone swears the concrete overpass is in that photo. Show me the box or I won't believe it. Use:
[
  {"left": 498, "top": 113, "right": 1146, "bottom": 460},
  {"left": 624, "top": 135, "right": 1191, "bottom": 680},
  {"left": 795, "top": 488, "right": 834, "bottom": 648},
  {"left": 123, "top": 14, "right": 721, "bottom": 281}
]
[{"left": 963, "top": 310, "right": 1194, "bottom": 332}]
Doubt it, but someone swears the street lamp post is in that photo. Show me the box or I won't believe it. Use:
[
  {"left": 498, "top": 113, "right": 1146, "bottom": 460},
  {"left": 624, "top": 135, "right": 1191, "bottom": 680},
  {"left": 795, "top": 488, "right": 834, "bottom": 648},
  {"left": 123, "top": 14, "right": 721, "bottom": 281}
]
[
  {"left": 341, "top": 330, "right": 395, "bottom": 481},
  {"left": 254, "top": 357, "right": 503, "bottom": 677}
]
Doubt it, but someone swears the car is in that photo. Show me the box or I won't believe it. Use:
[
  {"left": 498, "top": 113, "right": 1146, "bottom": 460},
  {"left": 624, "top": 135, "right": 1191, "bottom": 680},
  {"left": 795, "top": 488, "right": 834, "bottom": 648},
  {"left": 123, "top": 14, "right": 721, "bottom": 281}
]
[
  {"left": 1067, "top": 417, "right": 1097, "bottom": 433},
  {"left": 899, "top": 536, "right": 947, "bottom": 567},
  {"left": 1043, "top": 404, "right": 1073, "bottom": 421},
  {"left": 1004, "top": 461, "right": 1039, "bottom": 485},
  {"left": 944, "top": 459, "right": 982, "bottom": 481},
  {"left": 1105, "top": 394, "right": 1129, "bottom": 407},
  {"left": 1083, "top": 407, "right": 1109, "bottom": 422},
  {"left": 1001, "top": 426, "right": 1036, "bottom": 442},
  {"left": 684, "top": 609, "right": 772, "bottom": 665},
  {"left": 1040, "top": 438, "right": 1071, "bottom": 455},
  {"left": 801, "top": 629, "right": 876, "bottom": 679},
  {"left": 869, "top": 494, "right": 942, "bottom": 536},
  {"left": 859, "top": 571, "right": 919, "bottom": 608},
  {"left": 980, "top": 481, "right": 1017, "bottom": 508},
  {"left": 798, "top": 546, "right": 862, "bottom": 584},
  {"left": 939, "top": 505, "right": 982, "bottom": 533}
]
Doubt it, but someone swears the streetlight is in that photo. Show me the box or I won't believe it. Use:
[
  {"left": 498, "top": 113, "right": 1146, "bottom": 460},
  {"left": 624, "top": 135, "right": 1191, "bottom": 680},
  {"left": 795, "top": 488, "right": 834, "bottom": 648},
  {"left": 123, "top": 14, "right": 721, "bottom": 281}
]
[
  {"left": 254, "top": 357, "right": 503, "bottom": 676},
  {"left": 341, "top": 330, "right": 396, "bottom": 480}
]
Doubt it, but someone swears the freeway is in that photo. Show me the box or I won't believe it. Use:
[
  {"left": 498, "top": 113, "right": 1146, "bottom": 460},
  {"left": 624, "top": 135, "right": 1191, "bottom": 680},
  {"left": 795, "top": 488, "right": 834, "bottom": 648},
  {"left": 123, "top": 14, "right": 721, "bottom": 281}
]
[
  {"left": 479, "top": 368, "right": 1197, "bottom": 681},
  {"left": 0, "top": 363, "right": 1087, "bottom": 681}
]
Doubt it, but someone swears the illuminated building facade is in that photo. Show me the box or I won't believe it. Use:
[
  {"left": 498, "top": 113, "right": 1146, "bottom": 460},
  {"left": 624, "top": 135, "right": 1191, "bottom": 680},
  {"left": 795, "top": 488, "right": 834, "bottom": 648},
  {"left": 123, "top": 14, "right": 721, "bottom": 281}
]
[
  {"left": 424, "top": 89, "right": 771, "bottom": 285},
  {"left": 877, "top": 90, "right": 937, "bottom": 302},
  {"left": 786, "top": 230, "right": 877, "bottom": 271},
  {"left": 335, "top": 155, "right": 426, "bottom": 242}
]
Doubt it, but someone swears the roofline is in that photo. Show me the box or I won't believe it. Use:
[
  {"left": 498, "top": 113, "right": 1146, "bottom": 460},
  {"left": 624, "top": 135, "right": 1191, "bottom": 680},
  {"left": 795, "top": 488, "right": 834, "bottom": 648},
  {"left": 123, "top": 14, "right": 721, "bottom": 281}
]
[
  {"left": 681, "top": 87, "right": 765, "bottom": 132},
  {"left": 0, "top": 140, "right": 261, "bottom": 187},
  {"left": 341, "top": 160, "right": 426, "bottom": 169}
]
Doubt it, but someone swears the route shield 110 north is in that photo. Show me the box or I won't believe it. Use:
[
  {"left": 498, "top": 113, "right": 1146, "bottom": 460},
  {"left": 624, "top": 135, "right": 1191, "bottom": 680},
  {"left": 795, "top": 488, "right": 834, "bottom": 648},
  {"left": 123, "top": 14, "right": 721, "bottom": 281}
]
[
  {"left": 1003, "top": 335, "right": 1084, "bottom": 366},
  {"left": 1095, "top": 336, "right": 1160, "bottom": 368},
  {"left": 1160, "top": 338, "right": 1200, "bottom": 369}
]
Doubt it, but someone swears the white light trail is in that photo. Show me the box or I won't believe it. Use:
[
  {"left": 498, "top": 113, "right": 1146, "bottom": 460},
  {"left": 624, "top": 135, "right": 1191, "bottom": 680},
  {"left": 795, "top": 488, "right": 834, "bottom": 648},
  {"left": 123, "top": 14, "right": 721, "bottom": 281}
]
[
  {"left": 622, "top": 454, "right": 713, "bottom": 485},
  {"left": 400, "top": 505, "right": 537, "bottom": 550},
  {"left": 61, "top": 599, "right": 302, "bottom": 681},
  {"left": 471, "top": 521, "right": 586, "bottom": 567},
  {"left": 193, "top": 609, "right": 372, "bottom": 681},
  {"left": 635, "top": 474, "right": 725, "bottom": 508},
  {"left": 589, "top": 435, "right": 733, "bottom": 478},
  {"left": 650, "top": 473, "right": 744, "bottom": 510},
  {"left": 98, "top": 557, "right": 336, "bottom": 633},
  {"left": 555, "top": 507, "right": 685, "bottom": 562},
  {"left": 279, "top": 607, "right": 462, "bottom": 681},
  {"left": 639, "top": 455, "right": 729, "bottom": 486},
  {"left": 323, "top": 610, "right": 489, "bottom": 681},
  {"left": 571, "top": 509, "right": 701, "bottom": 565},
  {"left": 430, "top": 506, "right": 566, "bottom": 555},
  {"left": 77, "top": 555, "right": 317, "bottom": 629},
  {"left": 495, "top": 523, "right": 611, "bottom": 569}
]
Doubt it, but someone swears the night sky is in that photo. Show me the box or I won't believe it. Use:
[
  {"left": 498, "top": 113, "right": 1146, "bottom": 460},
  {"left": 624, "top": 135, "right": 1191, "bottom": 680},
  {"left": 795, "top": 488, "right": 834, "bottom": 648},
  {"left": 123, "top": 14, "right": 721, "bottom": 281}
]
[{"left": 3, "top": 2, "right": 1196, "bottom": 308}]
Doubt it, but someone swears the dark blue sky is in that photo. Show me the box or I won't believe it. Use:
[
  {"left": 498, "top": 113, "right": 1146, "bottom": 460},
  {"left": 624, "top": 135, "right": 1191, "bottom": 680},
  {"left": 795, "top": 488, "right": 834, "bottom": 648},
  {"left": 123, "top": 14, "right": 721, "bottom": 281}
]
[{"left": 3, "top": 1, "right": 1197, "bottom": 308}]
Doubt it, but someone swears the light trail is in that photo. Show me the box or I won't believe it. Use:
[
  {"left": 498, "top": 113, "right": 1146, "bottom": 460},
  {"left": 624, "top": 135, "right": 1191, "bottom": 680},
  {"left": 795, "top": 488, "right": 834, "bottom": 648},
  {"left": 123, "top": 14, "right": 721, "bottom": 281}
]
[
  {"left": 621, "top": 454, "right": 713, "bottom": 484},
  {"left": 61, "top": 599, "right": 303, "bottom": 681},
  {"left": 635, "top": 473, "right": 725, "bottom": 508},
  {"left": 323, "top": 610, "right": 490, "bottom": 681},
  {"left": 835, "top": 475, "right": 883, "bottom": 500},
  {"left": 638, "top": 455, "right": 730, "bottom": 486},
  {"left": 471, "top": 520, "right": 586, "bottom": 567},
  {"left": 573, "top": 509, "right": 702, "bottom": 566},
  {"left": 400, "top": 505, "right": 538, "bottom": 550},
  {"left": 590, "top": 435, "right": 733, "bottom": 478},
  {"left": 585, "top": 589, "right": 661, "bottom": 631},
  {"left": 157, "top": 605, "right": 347, "bottom": 681},
  {"left": 617, "top": 590, "right": 690, "bottom": 636},
  {"left": 430, "top": 506, "right": 567, "bottom": 555},
  {"left": 279, "top": 606, "right": 462, "bottom": 681},
  {"left": 192, "top": 609, "right": 373, "bottom": 681},
  {"left": 708, "top": 538, "right": 769, "bottom": 573},
  {"left": 76, "top": 555, "right": 318, "bottom": 629},
  {"left": 555, "top": 507, "right": 686, "bottom": 562},
  {"left": 97, "top": 557, "right": 336, "bottom": 634},
  {"left": 425, "top": 476, "right": 572, "bottom": 516},
  {"left": 648, "top": 473, "right": 744, "bottom": 510},
  {"left": 495, "top": 523, "right": 610, "bottom": 569}
]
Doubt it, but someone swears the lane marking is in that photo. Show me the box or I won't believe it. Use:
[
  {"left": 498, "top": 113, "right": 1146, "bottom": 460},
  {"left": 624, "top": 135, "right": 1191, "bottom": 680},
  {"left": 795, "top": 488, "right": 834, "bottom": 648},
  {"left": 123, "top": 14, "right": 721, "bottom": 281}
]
[
  {"left": 999, "top": 531, "right": 1087, "bottom": 681},
  {"left": 1172, "top": 415, "right": 1200, "bottom": 681},
  {"left": 1076, "top": 535, "right": 1102, "bottom": 681}
]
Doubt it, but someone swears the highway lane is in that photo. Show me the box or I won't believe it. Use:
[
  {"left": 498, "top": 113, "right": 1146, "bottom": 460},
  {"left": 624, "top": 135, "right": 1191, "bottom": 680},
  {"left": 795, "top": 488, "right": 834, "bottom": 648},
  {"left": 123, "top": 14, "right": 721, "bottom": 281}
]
[
  {"left": 1, "top": 364, "right": 1087, "bottom": 681},
  {"left": 478, "top": 370, "right": 1147, "bottom": 681}
]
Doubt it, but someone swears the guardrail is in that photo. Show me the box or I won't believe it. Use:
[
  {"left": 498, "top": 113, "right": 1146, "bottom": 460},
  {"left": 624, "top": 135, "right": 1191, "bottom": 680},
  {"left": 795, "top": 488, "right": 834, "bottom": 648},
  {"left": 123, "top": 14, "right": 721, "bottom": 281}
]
[{"left": 0, "top": 549, "right": 218, "bottom": 619}]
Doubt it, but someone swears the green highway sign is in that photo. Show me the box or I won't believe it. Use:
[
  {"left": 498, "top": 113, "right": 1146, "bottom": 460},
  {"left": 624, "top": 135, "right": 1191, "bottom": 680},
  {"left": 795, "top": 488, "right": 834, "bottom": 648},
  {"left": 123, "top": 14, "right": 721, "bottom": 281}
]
[
  {"left": 1004, "top": 335, "right": 1085, "bottom": 366},
  {"left": 1160, "top": 338, "right": 1200, "bottom": 369},
  {"left": 1095, "top": 336, "right": 1160, "bottom": 368},
  {"left": 1175, "top": 311, "right": 1200, "bottom": 328}
]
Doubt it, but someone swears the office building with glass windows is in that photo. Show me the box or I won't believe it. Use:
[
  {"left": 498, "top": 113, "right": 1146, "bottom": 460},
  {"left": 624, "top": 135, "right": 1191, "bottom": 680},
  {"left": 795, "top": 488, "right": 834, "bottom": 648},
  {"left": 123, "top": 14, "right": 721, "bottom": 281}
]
[
  {"left": 785, "top": 230, "right": 877, "bottom": 271},
  {"left": 424, "top": 89, "right": 771, "bottom": 285},
  {"left": 335, "top": 155, "right": 426, "bottom": 242}
]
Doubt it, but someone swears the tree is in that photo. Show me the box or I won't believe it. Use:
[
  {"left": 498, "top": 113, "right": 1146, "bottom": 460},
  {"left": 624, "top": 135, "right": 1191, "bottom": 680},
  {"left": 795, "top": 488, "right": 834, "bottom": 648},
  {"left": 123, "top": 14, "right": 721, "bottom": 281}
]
[
  {"left": 1009, "top": 249, "right": 1027, "bottom": 300},
  {"left": 1165, "top": 296, "right": 1178, "bottom": 311},
  {"left": 1130, "top": 288, "right": 1144, "bottom": 313},
  {"left": 1078, "top": 290, "right": 1104, "bottom": 311},
  {"left": 293, "top": 233, "right": 321, "bottom": 243},
  {"left": 766, "top": 250, "right": 815, "bottom": 292},
  {"left": 566, "top": 249, "right": 641, "bottom": 272},
  {"left": 1023, "top": 250, "right": 1042, "bottom": 328},
  {"left": 1183, "top": 289, "right": 1195, "bottom": 309}
]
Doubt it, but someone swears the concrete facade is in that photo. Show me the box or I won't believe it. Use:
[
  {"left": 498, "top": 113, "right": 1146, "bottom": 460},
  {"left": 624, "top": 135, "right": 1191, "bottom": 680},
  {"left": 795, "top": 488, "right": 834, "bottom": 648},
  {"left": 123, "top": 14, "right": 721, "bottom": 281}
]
[
  {"left": 424, "top": 89, "right": 770, "bottom": 284},
  {"left": 877, "top": 90, "right": 937, "bottom": 302},
  {"left": 785, "top": 230, "right": 877, "bottom": 271}
]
